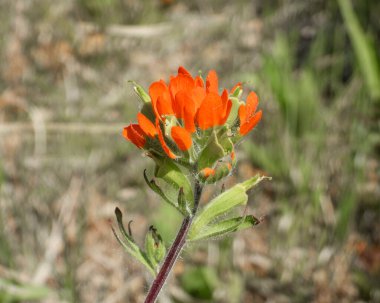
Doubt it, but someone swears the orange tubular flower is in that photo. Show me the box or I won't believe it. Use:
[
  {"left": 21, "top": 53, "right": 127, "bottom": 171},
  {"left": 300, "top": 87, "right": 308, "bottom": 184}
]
[{"left": 238, "top": 92, "right": 262, "bottom": 135}]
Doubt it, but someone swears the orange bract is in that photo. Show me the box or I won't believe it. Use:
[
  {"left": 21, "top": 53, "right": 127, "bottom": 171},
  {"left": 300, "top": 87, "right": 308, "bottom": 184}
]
[
  {"left": 173, "top": 91, "right": 196, "bottom": 133},
  {"left": 196, "top": 91, "right": 231, "bottom": 130},
  {"left": 123, "top": 124, "right": 146, "bottom": 149},
  {"left": 206, "top": 70, "right": 218, "bottom": 93},
  {"left": 201, "top": 167, "right": 216, "bottom": 178},
  {"left": 171, "top": 126, "right": 192, "bottom": 151},
  {"left": 156, "top": 119, "right": 177, "bottom": 159},
  {"left": 238, "top": 92, "right": 262, "bottom": 135},
  {"left": 137, "top": 113, "right": 157, "bottom": 138},
  {"left": 149, "top": 80, "right": 173, "bottom": 117}
]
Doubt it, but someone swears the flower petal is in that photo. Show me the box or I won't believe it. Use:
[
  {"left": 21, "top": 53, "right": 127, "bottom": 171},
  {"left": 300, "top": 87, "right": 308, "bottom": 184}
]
[
  {"left": 238, "top": 104, "right": 247, "bottom": 124},
  {"left": 149, "top": 80, "right": 166, "bottom": 103},
  {"left": 196, "top": 92, "right": 222, "bottom": 130},
  {"left": 149, "top": 80, "right": 172, "bottom": 117},
  {"left": 239, "top": 110, "right": 262, "bottom": 135},
  {"left": 171, "top": 126, "right": 192, "bottom": 151},
  {"left": 123, "top": 124, "right": 146, "bottom": 148},
  {"left": 178, "top": 66, "right": 192, "bottom": 77},
  {"left": 191, "top": 87, "right": 206, "bottom": 108},
  {"left": 246, "top": 91, "right": 259, "bottom": 118},
  {"left": 219, "top": 89, "right": 231, "bottom": 125},
  {"left": 156, "top": 119, "right": 177, "bottom": 159},
  {"left": 169, "top": 74, "right": 195, "bottom": 100},
  {"left": 137, "top": 112, "right": 157, "bottom": 138},
  {"left": 206, "top": 70, "right": 218, "bottom": 93},
  {"left": 220, "top": 99, "right": 233, "bottom": 125},
  {"left": 156, "top": 95, "right": 174, "bottom": 116},
  {"left": 173, "top": 91, "right": 196, "bottom": 133},
  {"left": 195, "top": 75, "right": 204, "bottom": 88}
]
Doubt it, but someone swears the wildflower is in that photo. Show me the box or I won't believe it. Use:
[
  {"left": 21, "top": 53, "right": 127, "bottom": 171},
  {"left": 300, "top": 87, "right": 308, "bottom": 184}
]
[{"left": 117, "top": 67, "right": 268, "bottom": 303}]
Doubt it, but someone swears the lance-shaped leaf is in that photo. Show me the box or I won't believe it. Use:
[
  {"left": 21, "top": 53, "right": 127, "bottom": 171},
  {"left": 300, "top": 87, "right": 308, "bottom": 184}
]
[
  {"left": 113, "top": 208, "right": 156, "bottom": 276},
  {"left": 189, "top": 174, "right": 269, "bottom": 238},
  {"left": 129, "top": 80, "right": 151, "bottom": 103},
  {"left": 198, "top": 131, "right": 225, "bottom": 170},
  {"left": 154, "top": 157, "right": 193, "bottom": 205},
  {"left": 145, "top": 226, "right": 166, "bottom": 269},
  {"left": 143, "top": 170, "right": 186, "bottom": 216},
  {"left": 188, "top": 215, "right": 260, "bottom": 241},
  {"left": 241, "top": 174, "right": 270, "bottom": 191}
]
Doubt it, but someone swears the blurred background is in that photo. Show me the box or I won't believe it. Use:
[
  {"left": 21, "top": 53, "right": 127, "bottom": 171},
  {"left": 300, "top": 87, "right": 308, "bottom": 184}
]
[{"left": 0, "top": 0, "right": 379, "bottom": 302}]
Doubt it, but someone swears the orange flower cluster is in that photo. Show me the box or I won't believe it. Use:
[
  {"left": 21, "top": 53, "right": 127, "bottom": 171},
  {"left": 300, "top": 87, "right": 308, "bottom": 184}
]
[{"left": 123, "top": 67, "right": 262, "bottom": 161}]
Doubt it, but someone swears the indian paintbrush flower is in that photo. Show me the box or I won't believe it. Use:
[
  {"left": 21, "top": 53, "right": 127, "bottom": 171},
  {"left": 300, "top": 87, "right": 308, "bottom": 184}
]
[
  {"left": 123, "top": 66, "right": 262, "bottom": 183},
  {"left": 116, "top": 66, "right": 268, "bottom": 303}
]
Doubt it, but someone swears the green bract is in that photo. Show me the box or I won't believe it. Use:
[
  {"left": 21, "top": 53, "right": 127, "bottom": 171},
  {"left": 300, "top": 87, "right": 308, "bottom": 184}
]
[
  {"left": 129, "top": 80, "right": 151, "bottom": 103},
  {"left": 198, "top": 131, "right": 226, "bottom": 170},
  {"left": 153, "top": 157, "right": 193, "bottom": 204}
]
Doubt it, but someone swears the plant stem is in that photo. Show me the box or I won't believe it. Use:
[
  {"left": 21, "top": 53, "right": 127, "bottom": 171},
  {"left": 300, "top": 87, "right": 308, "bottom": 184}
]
[{"left": 144, "top": 181, "right": 203, "bottom": 303}]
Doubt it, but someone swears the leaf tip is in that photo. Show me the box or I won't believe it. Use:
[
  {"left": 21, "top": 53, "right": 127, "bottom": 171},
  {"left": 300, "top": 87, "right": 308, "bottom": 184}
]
[{"left": 115, "top": 207, "right": 123, "bottom": 221}]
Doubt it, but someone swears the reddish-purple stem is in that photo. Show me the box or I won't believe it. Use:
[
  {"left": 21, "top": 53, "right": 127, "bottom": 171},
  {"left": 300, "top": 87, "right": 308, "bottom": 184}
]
[{"left": 144, "top": 181, "right": 202, "bottom": 303}]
